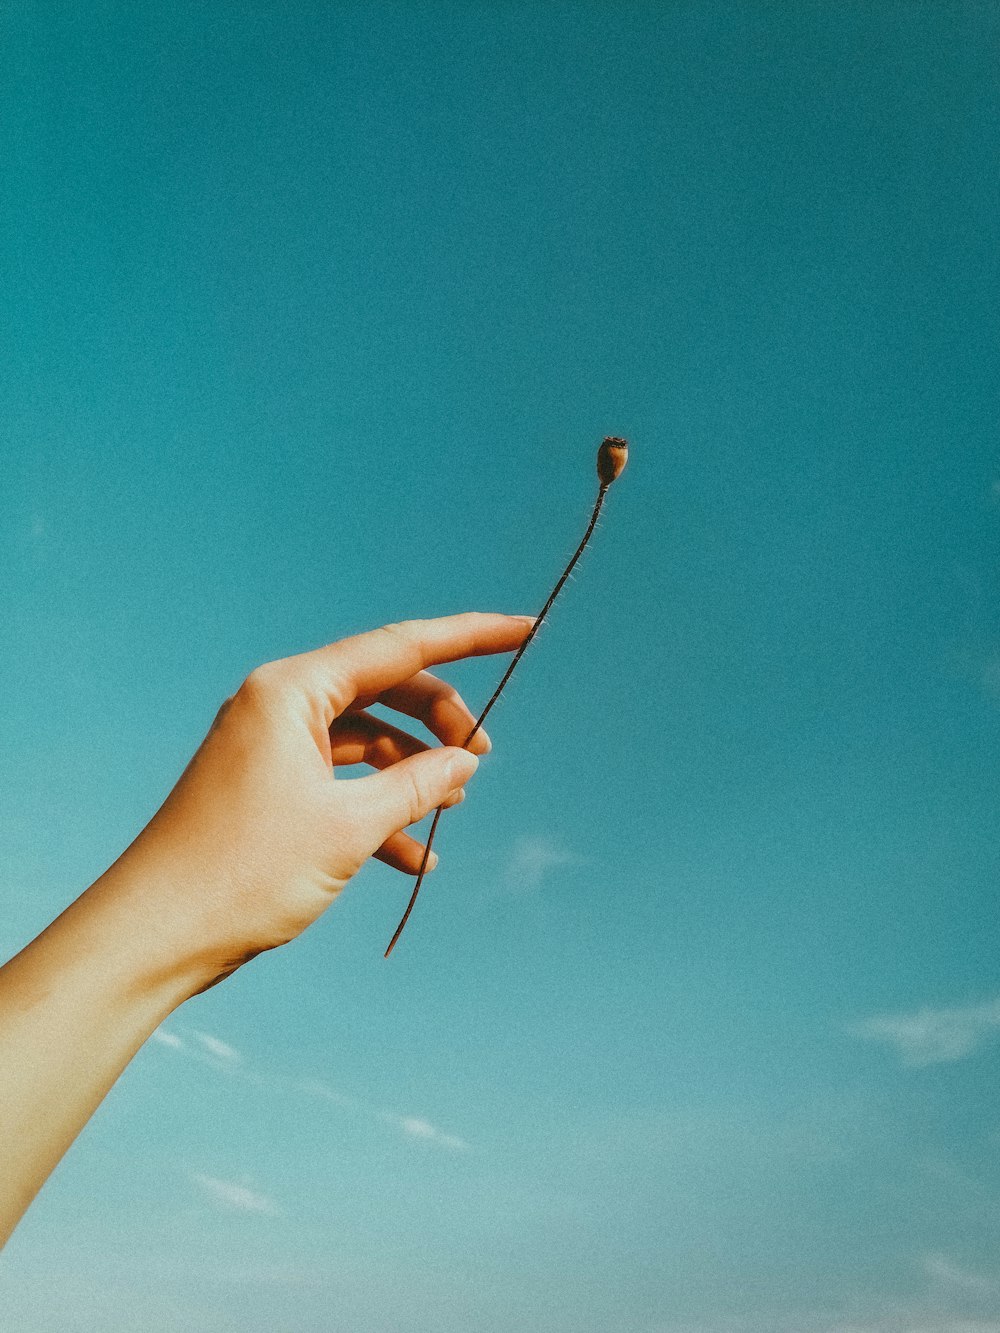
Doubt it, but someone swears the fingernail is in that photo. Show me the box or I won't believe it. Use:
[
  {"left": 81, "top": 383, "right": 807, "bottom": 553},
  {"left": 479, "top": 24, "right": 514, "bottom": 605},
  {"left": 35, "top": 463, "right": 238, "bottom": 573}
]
[
  {"left": 445, "top": 750, "right": 479, "bottom": 786},
  {"left": 428, "top": 851, "right": 439, "bottom": 871}
]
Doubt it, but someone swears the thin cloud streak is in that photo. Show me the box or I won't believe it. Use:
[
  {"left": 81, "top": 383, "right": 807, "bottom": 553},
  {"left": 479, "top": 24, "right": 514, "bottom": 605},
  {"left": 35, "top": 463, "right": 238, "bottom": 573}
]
[
  {"left": 150, "top": 1029, "right": 471, "bottom": 1151},
  {"left": 504, "top": 834, "right": 580, "bottom": 891},
  {"left": 188, "top": 1171, "right": 281, "bottom": 1216},
  {"left": 923, "top": 1252, "right": 999, "bottom": 1296},
  {"left": 295, "top": 1077, "right": 357, "bottom": 1110},
  {"left": 149, "top": 1024, "right": 242, "bottom": 1068},
  {"left": 381, "top": 1113, "right": 470, "bottom": 1153},
  {"left": 150, "top": 1028, "right": 184, "bottom": 1050},
  {"left": 191, "top": 1030, "right": 242, "bottom": 1065},
  {"left": 298, "top": 1078, "right": 469, "bottom": 1150},
  {"left": 853, "top": 997, "right": 1000, "bottom": 1066}
]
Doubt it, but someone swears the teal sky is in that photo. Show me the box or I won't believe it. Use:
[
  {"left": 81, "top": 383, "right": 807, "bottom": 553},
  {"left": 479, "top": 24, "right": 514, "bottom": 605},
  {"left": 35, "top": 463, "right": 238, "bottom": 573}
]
[{"left": 2, "top": 3, "right": 999, "bottom": 1329}]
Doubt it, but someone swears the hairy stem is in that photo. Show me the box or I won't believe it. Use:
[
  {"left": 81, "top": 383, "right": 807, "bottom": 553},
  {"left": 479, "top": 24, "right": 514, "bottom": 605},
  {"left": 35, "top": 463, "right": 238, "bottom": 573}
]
[{"left": 384, "top": 482, "right": 610, "bottom": 957}]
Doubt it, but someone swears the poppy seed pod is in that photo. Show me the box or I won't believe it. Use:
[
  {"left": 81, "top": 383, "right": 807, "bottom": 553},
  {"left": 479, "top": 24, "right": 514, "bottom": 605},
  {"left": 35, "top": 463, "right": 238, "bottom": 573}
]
[
  {"left": 386, "top": 433, "right": 626, "bottom": 956},
  {"left": 597, "top": 437, "right": 629, "bottom": 486}
]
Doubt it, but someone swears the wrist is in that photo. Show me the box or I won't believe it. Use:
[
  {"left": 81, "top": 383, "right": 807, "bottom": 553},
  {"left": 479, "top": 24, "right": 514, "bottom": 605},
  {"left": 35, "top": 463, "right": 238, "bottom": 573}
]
[{"left": 69, "top": 854, "right": 225, "bottom": 1015}]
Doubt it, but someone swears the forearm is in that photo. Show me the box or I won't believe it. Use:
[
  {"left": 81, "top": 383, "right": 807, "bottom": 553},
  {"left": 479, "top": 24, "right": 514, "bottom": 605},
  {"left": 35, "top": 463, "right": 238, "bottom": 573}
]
[{"left": 0, "top": 861, "right": 209, "bottom": 1247}]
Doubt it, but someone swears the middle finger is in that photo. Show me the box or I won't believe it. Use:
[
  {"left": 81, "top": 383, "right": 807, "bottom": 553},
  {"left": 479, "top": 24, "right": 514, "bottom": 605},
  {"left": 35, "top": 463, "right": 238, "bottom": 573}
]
[
  {"left": 350, "top": 670, "right": 491, "bottom": 756},
  {"left": 329, "top": 710, "right": 476, "bottom": 797}
]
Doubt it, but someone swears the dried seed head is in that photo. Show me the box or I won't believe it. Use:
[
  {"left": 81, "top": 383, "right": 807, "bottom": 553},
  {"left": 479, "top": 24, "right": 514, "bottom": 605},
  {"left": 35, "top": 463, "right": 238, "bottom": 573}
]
[
  {"left": 597, "top": 436, "right": 629, "bottom": 486},
  {"left": 386, "top": 435, "right": 625, "bottom": 957}
]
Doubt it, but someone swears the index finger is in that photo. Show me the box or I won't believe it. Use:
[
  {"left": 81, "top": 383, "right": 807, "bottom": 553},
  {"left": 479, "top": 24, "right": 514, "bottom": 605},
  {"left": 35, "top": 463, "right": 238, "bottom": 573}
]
[{"left": 304, "top": 613, "right": 536, "bottom": 719}]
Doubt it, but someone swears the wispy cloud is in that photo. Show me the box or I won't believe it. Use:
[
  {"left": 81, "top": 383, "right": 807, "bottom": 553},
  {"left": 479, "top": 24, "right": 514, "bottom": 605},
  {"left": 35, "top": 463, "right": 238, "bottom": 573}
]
[
  {"left": 150, "top": 1028, "right": 184, "bottom": 1050},
  {"left": 853, "top": 997, "right": 1000, "bottom": 1067},
  {"left": 149, "top": 1025, "right": 242, "bottom": 1068},
  {"left": 298, "top": 1080, "right": 469, "bottom": 1151},
  {"left": 151, "top": 1033, "right": 472, "bottom": 1152},
  {"left": 188, "top": 1171, "right": 281, "bottom": 1216},
  {"left": 379, "top": 1112, "right": 469, "bottom": 1153},
  {"left": 294, "top": 1077, "right": 357, "bottom": 1110},
  {"left": 504, "top": 834, "right": 580, "bottom": 891},
  {"left": 946, "top": 639, "right": 1000, "bottom": 707},
  {"left": 923, "top": 1252, "right": 999, "bottom": 1296},
  {"left": 191, "top": 1029, "right": 242, "bottom": 1065}
]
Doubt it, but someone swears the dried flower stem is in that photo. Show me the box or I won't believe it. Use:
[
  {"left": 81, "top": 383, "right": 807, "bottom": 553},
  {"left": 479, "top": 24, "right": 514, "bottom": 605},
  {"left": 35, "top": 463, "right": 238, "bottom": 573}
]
[{"left": 384, "top": 438, "right": 628, "bottom": 957}]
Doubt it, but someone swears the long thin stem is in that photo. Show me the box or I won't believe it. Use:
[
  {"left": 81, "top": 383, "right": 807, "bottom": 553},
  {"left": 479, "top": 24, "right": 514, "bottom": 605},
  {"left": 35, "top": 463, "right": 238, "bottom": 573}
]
[{"left": 384, "top": 482, "right": 610, "bottom": 957}]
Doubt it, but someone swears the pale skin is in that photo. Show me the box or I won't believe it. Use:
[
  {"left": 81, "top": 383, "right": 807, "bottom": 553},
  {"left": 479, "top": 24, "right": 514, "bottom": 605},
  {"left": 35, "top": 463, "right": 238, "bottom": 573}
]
[{"left": 0, "top": 611, "right": 534, "bottom": 1247}]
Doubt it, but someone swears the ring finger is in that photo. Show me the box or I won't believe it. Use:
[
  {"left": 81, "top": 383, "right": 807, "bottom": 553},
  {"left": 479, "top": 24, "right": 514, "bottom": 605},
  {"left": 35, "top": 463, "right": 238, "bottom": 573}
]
[{"left": 329, "top": 709, "right": 467, "bottom": 810}]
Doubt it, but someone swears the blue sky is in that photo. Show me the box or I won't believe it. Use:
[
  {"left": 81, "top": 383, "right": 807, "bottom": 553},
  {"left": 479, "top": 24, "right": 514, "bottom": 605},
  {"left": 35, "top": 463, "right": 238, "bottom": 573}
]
[{"left": 1, "top": 2, "right": 999, "bottom": 1329}]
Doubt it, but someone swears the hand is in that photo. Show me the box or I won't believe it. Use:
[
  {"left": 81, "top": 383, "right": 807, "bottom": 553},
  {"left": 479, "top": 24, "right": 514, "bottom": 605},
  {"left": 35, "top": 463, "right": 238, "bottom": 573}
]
[
  {"left": 0, "top": 611, "right": 535, "bottom": 1246},
  {"left": 99, "top": 612, "right": 534, "bottom": 991}
]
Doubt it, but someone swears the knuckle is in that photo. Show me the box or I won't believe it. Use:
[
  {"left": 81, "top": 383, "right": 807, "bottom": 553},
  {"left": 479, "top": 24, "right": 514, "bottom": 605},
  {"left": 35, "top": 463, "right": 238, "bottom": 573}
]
[
  {"left": 376, "top": 620, "right": 423, "bottom": 671},
  {"left": 241, "top": 662, "right": 275, "bottom": 694},
  {"left": 210, "top": 692, "right": 238, "bottom": 728},
  {"left": 380, "top": 620, "right": 412, "bottom": 640},
  {"left": 236, "top": 661, "right": 286, "bottom": 711},
  {"left": 324, "top": 665, "right": 353, "bottom": 717}
]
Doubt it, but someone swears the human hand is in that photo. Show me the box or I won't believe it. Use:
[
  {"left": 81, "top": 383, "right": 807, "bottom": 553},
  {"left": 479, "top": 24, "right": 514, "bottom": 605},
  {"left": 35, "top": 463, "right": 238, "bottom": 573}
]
[
  {"left": 2, "top": 613, "right": 538, "bottom": 1244},
  {"left": 99, "top": 612, "right": 534, "bottom": 992}
]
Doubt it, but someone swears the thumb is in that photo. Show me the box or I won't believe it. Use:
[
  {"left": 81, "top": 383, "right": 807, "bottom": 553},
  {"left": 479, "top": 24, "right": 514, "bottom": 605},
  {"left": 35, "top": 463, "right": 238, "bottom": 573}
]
[{"left": 344, "top": 746, "right": 480, "bottom": 852}]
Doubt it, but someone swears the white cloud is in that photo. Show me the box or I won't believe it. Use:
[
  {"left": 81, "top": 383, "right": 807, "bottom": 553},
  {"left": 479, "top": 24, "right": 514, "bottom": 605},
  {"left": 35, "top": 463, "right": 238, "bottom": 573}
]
[
  {"left": 295, "top": 1077, "right": 356, "bottom": 1110},
  {"left": 399, "top": 1116, "right": 437, "bottom": 1138},
  {"left": 946, "top": 642, "right": 1000, "bottom": 707},
  {"left": 151, "top": 1028, "right": 471, "bottom": 1152},
  {"left": 379, "top": 1111, "right": 470, "bottom": 1152},
  {"left": 149, "top": 1025, "right": 242, "bottom": 1066},
  {"left": 188, "top": 1171, "right": 281, "bottom": 1216},
  {"left": 505, "top": 834, "right": 580, "bottom": 891},
  {"left": 923, "top": 1252, "right": 999, "bottom": 1296},
  {"left": 191, "top": 1030, "right": 242, "bottom": 1065},
  {"left": 300, "top": 1080, "right": 471, "bottom": 1150},
  {"left": 853, "top": 997, "right": 1000, "bottom": 1066},
  {"left": 150, "top": 1027, "right": 184, "bottom": 1050}
]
